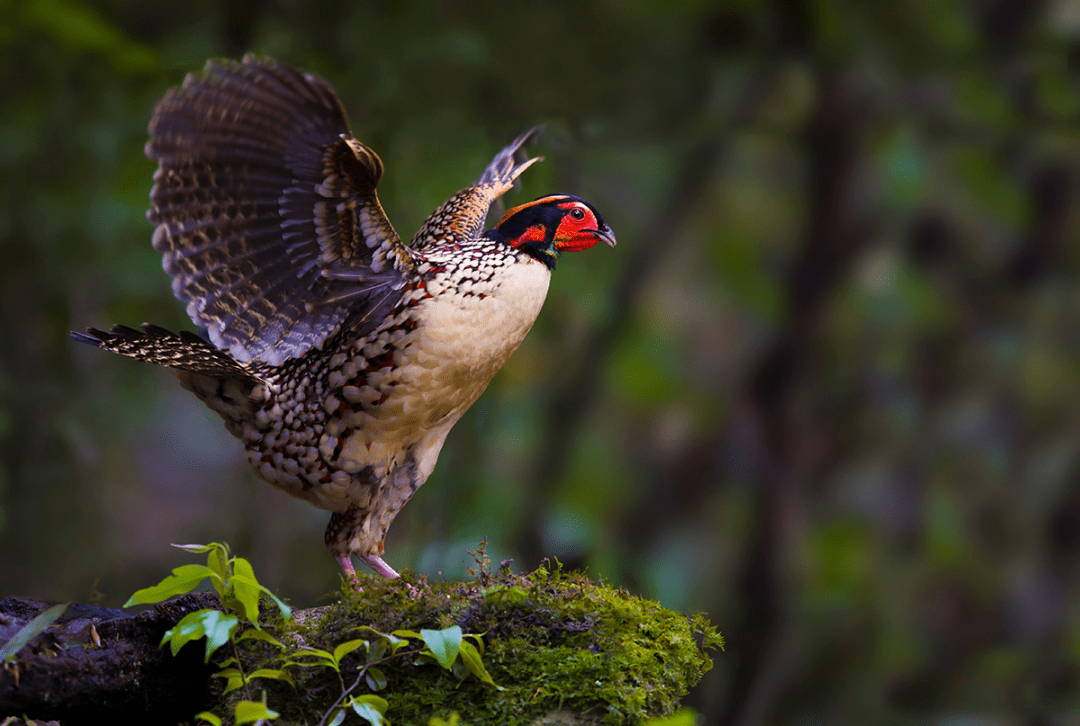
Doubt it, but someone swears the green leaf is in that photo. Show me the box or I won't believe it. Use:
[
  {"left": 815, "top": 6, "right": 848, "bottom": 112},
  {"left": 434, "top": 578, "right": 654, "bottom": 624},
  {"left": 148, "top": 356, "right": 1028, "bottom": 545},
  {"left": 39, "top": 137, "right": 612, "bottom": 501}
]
[
  {"left": 450, "top": 655, "right": 469, "bottom": 681},
  {"left": 162, "top": 610, "right": 210, "bottom": 655},
  {"left": 195, "top": 712, "right": 223, "bottom": 726},
  {"left": 207, "top": 547, "right": 231, "bottom": 601},
  {"left": 327, "top": 709, "right": 347, "bottom": 726},
  {"left": 258, "top": 584, "right": 292, "bottom": 620},
  {"left": 124, "top": 564, "right": 214, "bottom": 607},
  {"left": 348, "top": 695, "right": 388, "bottom": 725},
  {"left": 237, "top": 628, "right": 284, "bottom": 648},
  {"left": 173, "top": 543, "right": 226, "bottom": 555},
  {"left": 421, "top": 626, "right": 462, "bottom": 670},
  {"left": 464, "top": 633, "right": 485, "bottom": 656},
  {"left": 351, "top": 703, "right": 385, "bottom": 725},
  {"left": 248, "top": 668, "right": 295, "bottom": 687},
  {"left": 215, "top": 666, "right": 292, "bottom": 694},
  {"left": 412, "top": 652, "right": 438, "bottom": 667},
  {"left": 353, "top": 627, "right": 396, "bottom": 660},
  {"left": 353, "top": 625, "right": 391, "bottom": 639},
  {"left": 365, "top": 666, "right": 388, "bottom": 691},
  {"left": 457, "top": 640, "right": 500, "bottom": 688},
  {"left": 289, "top": 647, "right": 336, "bottom": 661},
  {"left": 0, "top": 603, "right": 68, "bottom": 663},
  {"left": 229, "top": 563, "right": 262, "bottom": 624},
  {"left": 285, "top": 647, "right": 338, "bottom": 671},
  {"left": 172, "top": 544, "right": 214, "bottom": 553},
  {"left": 353, "top": 694, "right": 389, "bottom": 710},
  {"left": 209, "top": 547, "right": 230, "bottom": 573},
  {"left": 333, "top": 638, "right": 369, "bottom": 664},
  {"left": 644, "top": 708, "right": 698, "bottom": 726},
  {"left": 161, "top": 609, "right": 238, "bottom": 662},
  {"left": 202, "top": 612, "right": 239, "bottom": 662},
  {"left": 386, "top": 634, "right": 410, "bottom": 654},
  {"left": 391, "top": 629, "right": 423, "bottom": 640},
  {"left": 428, "top": 714, "right": 460, "bottom": 726},
  {"left": 215, "top": 667, "right": 246, "bottom": 694},
  {"left": 234, "top": 699, "right": 279, "bottom": 724},
  {"left": 367, "top": 637, "right": 388, "bottom": 663}
]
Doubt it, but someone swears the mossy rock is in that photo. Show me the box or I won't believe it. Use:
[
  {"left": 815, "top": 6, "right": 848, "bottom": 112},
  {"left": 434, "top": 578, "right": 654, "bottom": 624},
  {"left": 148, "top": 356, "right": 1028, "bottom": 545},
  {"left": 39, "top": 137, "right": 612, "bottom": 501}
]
[{"left": 229, "top": 563, "right": 721, "bottom": 725}]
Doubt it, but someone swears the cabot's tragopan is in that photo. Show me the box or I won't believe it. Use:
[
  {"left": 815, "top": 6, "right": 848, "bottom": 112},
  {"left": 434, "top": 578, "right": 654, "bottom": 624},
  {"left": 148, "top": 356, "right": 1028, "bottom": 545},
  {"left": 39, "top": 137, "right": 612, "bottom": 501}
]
[{"left": 73, "top": 55, "right": 615, "bottom": 580}]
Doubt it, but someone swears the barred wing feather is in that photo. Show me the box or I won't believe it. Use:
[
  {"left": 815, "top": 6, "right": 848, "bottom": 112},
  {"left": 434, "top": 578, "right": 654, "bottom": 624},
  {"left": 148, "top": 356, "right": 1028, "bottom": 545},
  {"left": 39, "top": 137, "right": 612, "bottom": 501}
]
[{"left": 147, "top": 55, "right": 416, "bottom": 366}]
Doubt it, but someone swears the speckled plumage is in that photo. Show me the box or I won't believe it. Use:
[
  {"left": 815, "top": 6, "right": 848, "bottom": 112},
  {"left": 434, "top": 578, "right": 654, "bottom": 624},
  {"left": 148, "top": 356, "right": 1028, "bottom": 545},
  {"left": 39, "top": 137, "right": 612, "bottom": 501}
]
[{"left": 73, "top": 55, "right": 614, "bottom": 580}]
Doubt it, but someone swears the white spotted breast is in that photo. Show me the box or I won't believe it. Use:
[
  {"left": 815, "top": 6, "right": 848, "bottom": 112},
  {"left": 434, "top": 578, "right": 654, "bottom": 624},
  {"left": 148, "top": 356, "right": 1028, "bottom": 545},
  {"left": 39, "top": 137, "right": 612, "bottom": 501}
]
[{"left": 337, "top": 251, "right": 551, "bottom": 477}]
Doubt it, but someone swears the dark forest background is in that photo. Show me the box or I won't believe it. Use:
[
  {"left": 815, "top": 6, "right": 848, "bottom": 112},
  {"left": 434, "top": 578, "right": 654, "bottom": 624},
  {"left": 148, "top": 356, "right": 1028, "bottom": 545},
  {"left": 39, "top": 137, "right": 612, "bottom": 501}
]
[{"left": 3, "top": 1, "right": 1080, "bottom": 723}]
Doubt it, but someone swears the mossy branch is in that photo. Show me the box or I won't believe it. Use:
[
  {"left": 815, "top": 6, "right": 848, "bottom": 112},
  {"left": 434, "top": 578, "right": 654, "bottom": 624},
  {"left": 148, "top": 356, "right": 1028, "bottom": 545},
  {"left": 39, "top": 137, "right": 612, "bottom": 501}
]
[
  {"left": 247, "top": 561, "right": 722, "bottom": 725},
  {"left": 0, "top": 548, "right": 721, "bottom": 725}
]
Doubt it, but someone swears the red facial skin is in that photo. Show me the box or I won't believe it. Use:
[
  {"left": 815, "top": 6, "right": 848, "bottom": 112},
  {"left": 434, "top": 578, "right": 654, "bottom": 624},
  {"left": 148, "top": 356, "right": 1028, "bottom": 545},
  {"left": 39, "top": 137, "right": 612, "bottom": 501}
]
[
  {"left": 552, "top": 200, "right": 608, "bottom": 252},
  {"left": 497, "top": 194, "right": 615, "bottom": 262},
  {"left": 515, "top": 224, "right": 548, "bottom": 245}
]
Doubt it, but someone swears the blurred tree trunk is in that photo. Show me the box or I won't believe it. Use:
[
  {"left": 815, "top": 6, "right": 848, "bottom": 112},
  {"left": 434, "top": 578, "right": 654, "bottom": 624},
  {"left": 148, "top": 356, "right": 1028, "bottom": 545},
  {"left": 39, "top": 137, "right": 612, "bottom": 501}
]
[{"left": 723, "top": 70, "right": 876, "bottom": 726}]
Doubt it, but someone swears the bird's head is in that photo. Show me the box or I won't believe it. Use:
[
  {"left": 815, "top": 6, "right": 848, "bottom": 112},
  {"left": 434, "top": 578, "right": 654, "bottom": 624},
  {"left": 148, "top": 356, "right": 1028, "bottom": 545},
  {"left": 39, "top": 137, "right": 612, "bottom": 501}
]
[{"left": 488, "top": 194, "right": 616, "bottom": 270}]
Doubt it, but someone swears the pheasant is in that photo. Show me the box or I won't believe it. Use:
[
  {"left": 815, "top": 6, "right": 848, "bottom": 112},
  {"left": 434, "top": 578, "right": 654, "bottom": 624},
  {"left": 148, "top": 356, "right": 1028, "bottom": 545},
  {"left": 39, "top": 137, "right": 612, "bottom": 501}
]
[{"left": 71, "top": 56, "right": 614, "bottom": 581}]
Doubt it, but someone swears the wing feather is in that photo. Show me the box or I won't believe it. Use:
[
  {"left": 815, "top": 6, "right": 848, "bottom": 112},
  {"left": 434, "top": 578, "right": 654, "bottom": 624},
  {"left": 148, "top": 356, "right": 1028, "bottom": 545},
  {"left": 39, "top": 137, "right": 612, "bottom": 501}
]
[{"left": 147, "top": 55, "right": 416, "bottom": 366}]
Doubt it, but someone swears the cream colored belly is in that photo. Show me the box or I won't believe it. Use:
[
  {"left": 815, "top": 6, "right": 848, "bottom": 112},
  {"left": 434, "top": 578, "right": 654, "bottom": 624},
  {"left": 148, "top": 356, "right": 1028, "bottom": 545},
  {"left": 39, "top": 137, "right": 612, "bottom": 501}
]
[{"left": 337, "top": 258, "right": 551, "bottom": 481}]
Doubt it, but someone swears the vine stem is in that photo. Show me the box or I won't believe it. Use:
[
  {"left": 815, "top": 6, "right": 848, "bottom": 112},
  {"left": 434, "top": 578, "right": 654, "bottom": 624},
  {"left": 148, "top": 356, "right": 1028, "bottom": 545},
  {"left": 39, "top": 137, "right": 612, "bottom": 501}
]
[
  {"left": 230, "top": 636, "right": 254, "bottom": 703},
  {"left": 314, "top": 648, "right": 422, "bottom": 726},
  {"left": 315, "top": 666, "right": 368, "bottom": 726}
]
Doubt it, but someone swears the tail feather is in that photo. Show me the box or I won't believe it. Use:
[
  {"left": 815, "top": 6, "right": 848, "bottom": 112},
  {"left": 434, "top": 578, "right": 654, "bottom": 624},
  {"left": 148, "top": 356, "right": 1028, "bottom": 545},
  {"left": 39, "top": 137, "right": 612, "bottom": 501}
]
[
  {"left": 476, "top": 125, "right": 545, "bottom": 194},
  {"left": 71, "top": 323, "right": 262, "bottom": 384},
  {"left": 409, "top": 127, "right": 544, "bottom": 253}
]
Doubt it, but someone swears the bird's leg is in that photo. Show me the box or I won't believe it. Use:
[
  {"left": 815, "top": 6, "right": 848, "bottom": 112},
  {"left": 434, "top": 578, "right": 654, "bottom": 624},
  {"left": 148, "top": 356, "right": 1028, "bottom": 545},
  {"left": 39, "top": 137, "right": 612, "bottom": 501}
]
[
  {"left": 335, "top": 554, "right": 362, "bottom": 590},
  {"left": 336, "top": 554, "right": 357, "bottom": 576},
  {"left": 327, "top": 509, "right": 368, "bottom": 589},
  {"left": 359, "top": 554, "right": 400, "bottom": 579},
  {"left": 358, "top": 554, "right": 422, "bottom": 598},
  {"left": 326, "top": 510, "right": 417, "bottom": 594}
]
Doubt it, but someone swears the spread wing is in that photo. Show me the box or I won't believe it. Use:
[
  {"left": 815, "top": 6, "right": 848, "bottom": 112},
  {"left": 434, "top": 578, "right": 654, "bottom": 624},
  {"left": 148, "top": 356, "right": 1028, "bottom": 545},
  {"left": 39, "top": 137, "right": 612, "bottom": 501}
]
[{"left": 147, "top": 54, "right": 417, "bottom": 366}]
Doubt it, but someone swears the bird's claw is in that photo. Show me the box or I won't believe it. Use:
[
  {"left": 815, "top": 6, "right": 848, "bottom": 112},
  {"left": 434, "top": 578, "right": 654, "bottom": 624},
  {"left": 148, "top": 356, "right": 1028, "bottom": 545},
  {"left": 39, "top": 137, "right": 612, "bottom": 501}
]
[{"left": 336, "top": 554, "right": 363, "bottom": 592}]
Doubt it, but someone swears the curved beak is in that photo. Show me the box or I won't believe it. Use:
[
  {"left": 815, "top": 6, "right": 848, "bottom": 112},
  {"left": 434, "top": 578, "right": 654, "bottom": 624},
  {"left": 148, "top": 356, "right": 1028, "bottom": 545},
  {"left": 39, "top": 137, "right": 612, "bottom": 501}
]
[{"left": 590, "top": 225, "right": 617, "bottom": 248}]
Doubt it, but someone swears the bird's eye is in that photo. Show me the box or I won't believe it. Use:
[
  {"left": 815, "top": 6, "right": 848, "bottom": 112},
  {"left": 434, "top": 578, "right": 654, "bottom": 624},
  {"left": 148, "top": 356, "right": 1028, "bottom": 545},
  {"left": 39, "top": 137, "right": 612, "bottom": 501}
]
[{"left": 570, "top": 207, "right": 586, "bottom": 221}]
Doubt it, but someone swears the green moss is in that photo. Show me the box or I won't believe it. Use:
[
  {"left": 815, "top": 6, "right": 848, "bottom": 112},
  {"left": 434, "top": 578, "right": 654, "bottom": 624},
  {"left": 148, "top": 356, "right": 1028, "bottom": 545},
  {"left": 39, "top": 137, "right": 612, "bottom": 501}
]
[{"left": 230, "top": 563, "right": 721, "bottom": 725}]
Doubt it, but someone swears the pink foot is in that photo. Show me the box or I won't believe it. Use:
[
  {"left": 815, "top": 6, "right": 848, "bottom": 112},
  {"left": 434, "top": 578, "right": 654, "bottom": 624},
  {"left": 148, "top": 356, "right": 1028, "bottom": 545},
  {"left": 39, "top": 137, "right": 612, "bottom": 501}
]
[
  {"left": 361, "top": 554, "right": 400, "bottom": 579},
  {"left": 336, "top": 554, "right": 363, "bottom": 591},
  {"left": 359, "top": 555, "right": 420, "bottom": 597}
]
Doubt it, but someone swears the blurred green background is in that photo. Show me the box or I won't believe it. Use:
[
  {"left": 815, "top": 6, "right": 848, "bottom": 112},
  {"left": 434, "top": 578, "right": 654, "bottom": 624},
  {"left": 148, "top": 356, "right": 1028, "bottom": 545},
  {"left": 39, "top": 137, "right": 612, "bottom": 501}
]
[{"left": 3, "top": 0, "right": 1080, "bottom": 722}]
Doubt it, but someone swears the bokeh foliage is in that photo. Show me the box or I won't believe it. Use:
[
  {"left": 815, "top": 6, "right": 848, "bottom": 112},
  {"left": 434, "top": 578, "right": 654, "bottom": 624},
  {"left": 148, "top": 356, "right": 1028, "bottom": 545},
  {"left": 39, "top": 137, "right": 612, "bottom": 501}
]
[{"left": 1, "top": 0, "right": 1079, "bottom": 723}]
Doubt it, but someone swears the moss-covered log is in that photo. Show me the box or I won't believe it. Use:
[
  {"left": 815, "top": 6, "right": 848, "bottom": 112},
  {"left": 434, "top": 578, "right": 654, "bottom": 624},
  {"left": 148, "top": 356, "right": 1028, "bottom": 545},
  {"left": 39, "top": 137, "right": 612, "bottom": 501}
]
[
  {"left": 1, "top": 566, "right": 721, "bottom": 725},
  {"left": 242, "top": 565, "right": 721, "bottom": 725}
]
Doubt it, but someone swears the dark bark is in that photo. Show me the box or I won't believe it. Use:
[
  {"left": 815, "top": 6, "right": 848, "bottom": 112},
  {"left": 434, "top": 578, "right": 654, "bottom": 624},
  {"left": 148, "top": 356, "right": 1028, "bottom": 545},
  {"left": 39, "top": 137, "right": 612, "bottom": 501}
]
[{"left": 0, "top": 594, "right": 218, "bottom": 725}]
